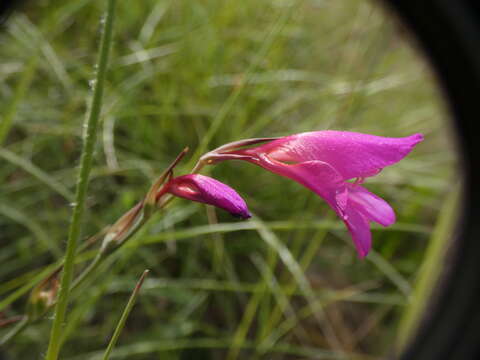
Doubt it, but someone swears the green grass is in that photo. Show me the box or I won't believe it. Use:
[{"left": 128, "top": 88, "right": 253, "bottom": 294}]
[{"left": 0, "top": 0, "right": 458, "bottom": 359}]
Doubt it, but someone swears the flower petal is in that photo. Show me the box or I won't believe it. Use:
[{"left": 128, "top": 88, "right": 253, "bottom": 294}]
[
  {"left": 247, "top": 131, "right": 423, "bottom": 180},
  {"left": 346, "top": 184, "right": 396, "bottom": 226},
  {"left": 343, "top": 205, "right": 372, "bottom": 258},
  {"left": 256, "top": 158, "right": 348, "bottom": 217},
  {"left": 252, "top": 158, "right": 388, "bottom": 257},
  {"left": 166, "top": 174, "right": 251, "bottom": 219}
]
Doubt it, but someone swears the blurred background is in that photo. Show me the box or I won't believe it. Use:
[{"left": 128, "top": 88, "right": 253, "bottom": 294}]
[{"left": 0, "top": 0, "right": 459, "bottom": 359}]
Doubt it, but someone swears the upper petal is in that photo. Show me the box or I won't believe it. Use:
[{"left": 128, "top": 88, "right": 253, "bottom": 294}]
[
  {"left": 166, "top": 174, "right": 251, "bottom": 219},
  {"left": 247, "top": 131, "right": 423, "bottom": 180}
]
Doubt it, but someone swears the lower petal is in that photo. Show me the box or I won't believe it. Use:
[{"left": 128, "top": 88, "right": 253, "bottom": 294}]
[
  {"left": 347, "top": 184, "right": 395, "bottom": 226},
  {"left": 343, "top": 206, "right": 372, "bottom": 258}
]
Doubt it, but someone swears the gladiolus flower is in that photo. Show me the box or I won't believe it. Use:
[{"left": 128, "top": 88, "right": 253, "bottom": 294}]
[
  {"left": 201, "top": 131, "right": 423, "bottom": 257},
  {"left": 160, "top": 174, "right": 251, "bottom": 219}
]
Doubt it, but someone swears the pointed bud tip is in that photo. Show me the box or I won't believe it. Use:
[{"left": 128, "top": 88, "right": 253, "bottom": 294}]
[{"left": 231, "top": 209, "right": 252, "bottom": 220}]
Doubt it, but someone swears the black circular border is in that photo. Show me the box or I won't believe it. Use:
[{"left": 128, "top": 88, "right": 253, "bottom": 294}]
[{"left": 382, "top": 1, "right": 480, "bottom": 359}]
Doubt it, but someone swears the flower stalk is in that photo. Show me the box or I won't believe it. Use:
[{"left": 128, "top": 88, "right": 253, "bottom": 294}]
[{"left": 45, "top": 1, "right": 117, "bottom": 358}]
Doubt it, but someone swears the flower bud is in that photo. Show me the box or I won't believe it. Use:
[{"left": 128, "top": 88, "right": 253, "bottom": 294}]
[
  {"left": 26, "top": 270, "right": 60, "bottom": 321},
  {"left": 163, "top": 174, "right": 251, "bottom": 219}
]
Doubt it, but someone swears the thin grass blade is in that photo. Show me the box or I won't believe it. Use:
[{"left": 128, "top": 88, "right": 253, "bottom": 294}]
[{"left": 102, "top": 270, "right": 149, "bottom": 360}]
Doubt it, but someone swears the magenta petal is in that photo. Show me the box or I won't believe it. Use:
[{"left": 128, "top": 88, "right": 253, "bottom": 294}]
[
  {"left": 207, "top": 130, "right": 422, "bottom": 257},
  {"left": 343, "top": 205, "right": 372, "bottom": 258},
  {"left": 166, "top": 174, "right": 251, "bottom": 219},
  {"left": 253, "top": 158, "right": 387, "bottom": 257},
  {"left": 347, "top": 184, "right": 396, "bottom": 226},
  {"left": 249, "top": 131, "right": 423, "bottom": 180},
  {"left": 258, "top": 159, "right": 348, "bottom": 217},
  {"left": 343, "top": 185, "right": 395, "bottom": 256}
]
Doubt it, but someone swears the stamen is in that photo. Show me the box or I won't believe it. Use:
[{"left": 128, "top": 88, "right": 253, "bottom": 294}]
[{"left": 354, "top": 177, "right": 365, "bottom": 185}]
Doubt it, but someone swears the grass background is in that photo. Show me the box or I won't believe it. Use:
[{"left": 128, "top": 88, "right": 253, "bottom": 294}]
[{"left": 0, "top": 0, "right": 458, "bottom": 359}]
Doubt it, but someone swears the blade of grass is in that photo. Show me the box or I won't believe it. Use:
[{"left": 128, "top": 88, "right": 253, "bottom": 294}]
[
  {"left": 260, "top": 283, "right": 378, "bottom": 352},
  {"left": 45, "top": 1, "right": 116, "bottom": 358},
  {"left": 205, "top": 206, "right": 225, "bottom": 274},
  {"left": 0, "top": 241, "right": 102, "bottom": 307},
  {"left": 0, "top": 317, "right": 29, "bottom": 347},
  {"left": 68, "top": 338, "right": 354, "bottom": 360},
  {"left": 14, "top": 15, "right": 73, "bottom": 92},
  {"left": 0, "top": 148, "right": 74, "bottom": 202},
  {"left": 0, "top": 57, "right": 37, "bottom": 145},
  {"left": 136, "top": 220, "right": 429, "bottom": 246},
  {"left": 0, "top": 268, "right": 43, "bottom": 296},
  {"left": 107, "top": 277, "right": 404, "bottom": 306},
  {"left": 266, "top": 291, "right": 348, "bottom": 348},
  {"left": 0, "top": 203, "right": 62, "bottom": 257},
  {"left": 226, "top": 248, "right": 277, "bottom": 360},
  {"left": 102, "top": 269, "right": 149, "bottom": 360},
  {"left": 0, "top": 262, "right": 62, "bottom": 312},
  {"left": 189, "top": 5, "right": 292, "bottom": 163},
  {"left": 60, "top": 253, "right": 121, "bottom": 346},
  {"left": 250, "top": 253, "right": 308, "bottom": 341},
  {"left": 0, "top": 249, "right": 101, "bottom": 345},
  {"left": 396, "top": 183, "right": 461, "bottom": 351},
  {"left": 335, "top": 231, "right": 413, "bottom": 298},
  {"left": 251, "top": 216, "right": 346, "bottom": 358},
  {"left": 257, "top": 216, "right": 331, "bottom": 348},
  {"left": 367, "top": 250, "right": 412, "bottom": 298}
]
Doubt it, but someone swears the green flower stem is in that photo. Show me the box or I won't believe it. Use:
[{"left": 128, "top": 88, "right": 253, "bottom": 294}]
[
  {"left": 70, "top": 253, "right": 105, "bottom": 292},
  {"left": 102, "top": 270, "right": 150, "bottom": 360},
  {"left": 45, "top": 1, "right": 116, "bottom": 359},
  {"left": 0, "top": 57, "right": 37, "bottom": 145},
  {"left": 70, "top": 212, "right": 147, "bottom": 293}
]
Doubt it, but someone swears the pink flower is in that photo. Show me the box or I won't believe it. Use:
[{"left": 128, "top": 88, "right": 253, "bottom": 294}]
[
  {"left": 159, "top": 174, "right": 251, "bottom": 219},
  {"left": 203, "top": 131, "right": 423, "bottom": 257}
]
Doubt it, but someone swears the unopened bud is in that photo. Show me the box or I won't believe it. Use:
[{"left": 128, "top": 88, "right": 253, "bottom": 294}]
[
  {"left": 101, "top": 148, "right": 190, "bottom": 254},
  {"left": 101, "top": 201, "right": 144, "bottom": 254},
  {"left": 26, "top": 269, "right": 60, "bottom": 321}
]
